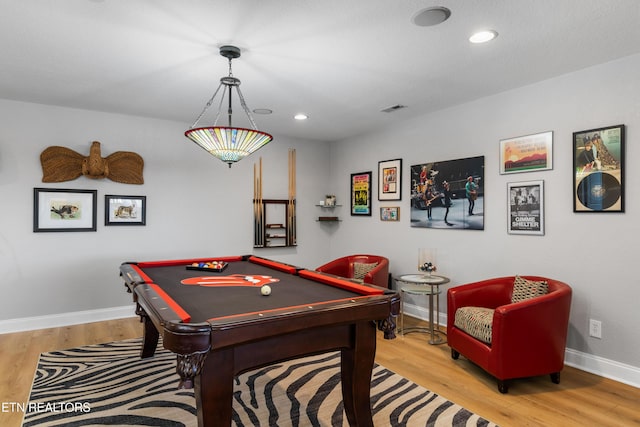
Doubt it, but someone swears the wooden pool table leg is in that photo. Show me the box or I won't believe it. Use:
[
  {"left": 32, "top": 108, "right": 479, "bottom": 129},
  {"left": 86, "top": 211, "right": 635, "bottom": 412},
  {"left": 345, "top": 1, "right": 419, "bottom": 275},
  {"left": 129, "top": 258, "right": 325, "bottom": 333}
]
[
  {"left": 136, "top": 304, "right": 159, "bottom": 358},
  {"left": 195, "top": 347, "right": 234, "bottom": 427},
  {"left": 341, "top": 321, "right": 376, "bottom": 427}
]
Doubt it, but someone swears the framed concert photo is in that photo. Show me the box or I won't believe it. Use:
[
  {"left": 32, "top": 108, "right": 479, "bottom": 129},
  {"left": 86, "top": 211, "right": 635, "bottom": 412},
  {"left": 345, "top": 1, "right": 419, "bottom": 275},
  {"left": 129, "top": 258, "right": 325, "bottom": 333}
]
[
  {"left": 105, "top": 195, "right": 146, "bottom": 226},
  {"left": 410, "top": 156, "right": 484, "bottom": 230},
  {"left": 507, "top": 180, "right": 544, "bottom": 236},
  {"left": 378, "top": 159, "right": 402, "bottom": 200},
  {"left": 573, "top": 124, "right": 625, "bottom": 213},
  {"left": 33, "top": 188, "right": 97, "bottom": 232},
  {"left": 351, "top": 171, "right": 372, "bottom": 216}
]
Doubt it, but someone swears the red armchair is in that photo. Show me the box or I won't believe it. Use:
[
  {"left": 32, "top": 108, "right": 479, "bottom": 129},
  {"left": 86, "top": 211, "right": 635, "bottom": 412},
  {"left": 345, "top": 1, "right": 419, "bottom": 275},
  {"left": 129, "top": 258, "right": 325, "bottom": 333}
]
[
  {"left": 316, "top": 254, "right": 389, "bottom": 288},
  {"left": 447, "top": 276, "right": 572, "bottom": 393}
]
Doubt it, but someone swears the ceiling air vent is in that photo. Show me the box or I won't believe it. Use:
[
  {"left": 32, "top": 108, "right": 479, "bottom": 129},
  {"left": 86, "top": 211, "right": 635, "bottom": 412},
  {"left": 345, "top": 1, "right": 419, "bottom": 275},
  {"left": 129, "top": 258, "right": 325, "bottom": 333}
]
[{"left": 381, "top": 104, "right": 407, "bottom": 113}]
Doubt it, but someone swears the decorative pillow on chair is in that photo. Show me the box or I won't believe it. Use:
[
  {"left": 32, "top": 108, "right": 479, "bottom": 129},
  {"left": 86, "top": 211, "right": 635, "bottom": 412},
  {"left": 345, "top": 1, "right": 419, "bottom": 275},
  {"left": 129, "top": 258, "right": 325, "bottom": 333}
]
[
  {"left": 353, "top": 262, "right": 378, "bottom": 280},
  {"left": 511, "top": 275, "right": 548, "bottom": 303}
]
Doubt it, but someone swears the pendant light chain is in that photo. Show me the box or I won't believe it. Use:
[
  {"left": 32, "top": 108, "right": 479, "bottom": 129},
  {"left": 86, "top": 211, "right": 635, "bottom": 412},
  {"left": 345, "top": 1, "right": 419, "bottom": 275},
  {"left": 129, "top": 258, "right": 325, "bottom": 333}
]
[
  {"left": 236, "top": 86, "right": 259, "bottom": 130},
  {"left": 189, "top": 82, "right": 224, "bottom": 129}
]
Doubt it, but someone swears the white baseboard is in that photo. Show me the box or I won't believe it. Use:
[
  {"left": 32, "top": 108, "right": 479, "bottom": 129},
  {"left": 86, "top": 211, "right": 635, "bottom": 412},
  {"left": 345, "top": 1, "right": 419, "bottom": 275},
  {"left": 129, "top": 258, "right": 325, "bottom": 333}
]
[
  {"left": 0, "top": 305, "right": 136, "bottom": 334},
  {"left": 402, "top": 302, "right": 640, "bottom": 389},
  {"left": 564, "top": 349, "right": 640, "bottom": 389}
]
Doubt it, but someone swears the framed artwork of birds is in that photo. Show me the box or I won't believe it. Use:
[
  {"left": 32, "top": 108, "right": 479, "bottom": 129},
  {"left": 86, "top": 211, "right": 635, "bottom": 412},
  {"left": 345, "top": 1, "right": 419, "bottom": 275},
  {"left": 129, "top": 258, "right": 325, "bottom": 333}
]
[{"left": 33, "top": 188, "right": 97, "bottom": 232}]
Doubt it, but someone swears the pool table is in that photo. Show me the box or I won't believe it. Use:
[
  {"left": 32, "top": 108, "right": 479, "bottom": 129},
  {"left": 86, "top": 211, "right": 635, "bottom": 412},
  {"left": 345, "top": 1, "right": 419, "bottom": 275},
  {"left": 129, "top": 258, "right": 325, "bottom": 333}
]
[{"left": 120, "top": 255, "right": 399, "bottom": 427}]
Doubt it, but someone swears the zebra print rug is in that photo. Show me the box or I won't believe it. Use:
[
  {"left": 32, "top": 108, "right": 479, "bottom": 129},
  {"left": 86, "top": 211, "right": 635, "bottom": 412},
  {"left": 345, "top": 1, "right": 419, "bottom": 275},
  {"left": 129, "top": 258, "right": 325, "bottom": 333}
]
[{"left": 23, "top": 338, "right": 497, "bottom": 426}]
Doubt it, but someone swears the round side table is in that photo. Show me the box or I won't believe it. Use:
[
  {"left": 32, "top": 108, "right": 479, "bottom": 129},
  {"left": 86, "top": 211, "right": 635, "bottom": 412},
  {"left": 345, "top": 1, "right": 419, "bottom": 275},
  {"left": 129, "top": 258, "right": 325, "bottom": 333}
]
[{"left": 395, "top": 274, "right": 450, "bottom": 344}]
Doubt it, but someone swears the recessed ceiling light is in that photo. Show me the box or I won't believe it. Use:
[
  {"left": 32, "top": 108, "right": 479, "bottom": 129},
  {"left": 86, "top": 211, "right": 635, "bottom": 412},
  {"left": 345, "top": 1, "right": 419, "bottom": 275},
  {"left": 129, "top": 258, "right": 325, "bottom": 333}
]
[
  {"left": 294, "top": 113, "right": 308, "bottom": 120},
  {"left": 469, "top": 30, "right": 498, "bottom": 44},
  {"left": 412, "top": 6, "right": 451, "bottom": 27},
  {"left": 253, "top": 108, "right": 273, "bottom": 115}
]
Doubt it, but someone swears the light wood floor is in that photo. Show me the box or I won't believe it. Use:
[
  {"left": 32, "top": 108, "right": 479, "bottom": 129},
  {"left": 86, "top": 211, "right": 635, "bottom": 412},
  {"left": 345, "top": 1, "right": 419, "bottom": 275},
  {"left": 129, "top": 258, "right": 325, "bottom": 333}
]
[{"left": 1, "top": 316, "right": 638, "bottom": 427}]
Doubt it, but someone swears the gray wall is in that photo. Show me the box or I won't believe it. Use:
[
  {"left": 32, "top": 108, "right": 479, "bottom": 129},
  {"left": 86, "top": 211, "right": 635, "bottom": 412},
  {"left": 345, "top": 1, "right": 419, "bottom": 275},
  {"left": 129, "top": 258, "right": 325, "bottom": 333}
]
[
  {"left": 327, "top": 53, "right": 640, "bottom": 372},
  {"left": 0, "top": 100, "right": 332, "bottom": 320}
]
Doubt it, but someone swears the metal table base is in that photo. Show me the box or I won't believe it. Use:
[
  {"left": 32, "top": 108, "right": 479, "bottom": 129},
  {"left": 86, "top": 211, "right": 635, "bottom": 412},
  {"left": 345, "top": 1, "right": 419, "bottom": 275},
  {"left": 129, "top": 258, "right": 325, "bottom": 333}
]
[{"left": 395, "top": 274, "right": 450, "bottom": 345}]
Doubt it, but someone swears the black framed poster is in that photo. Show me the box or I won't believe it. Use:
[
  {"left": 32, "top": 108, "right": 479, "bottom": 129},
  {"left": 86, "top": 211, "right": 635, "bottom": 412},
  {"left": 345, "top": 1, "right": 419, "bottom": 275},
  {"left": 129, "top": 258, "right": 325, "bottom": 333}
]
[{"left": 351, "top": 171, "right": 372, "bottom": 216}]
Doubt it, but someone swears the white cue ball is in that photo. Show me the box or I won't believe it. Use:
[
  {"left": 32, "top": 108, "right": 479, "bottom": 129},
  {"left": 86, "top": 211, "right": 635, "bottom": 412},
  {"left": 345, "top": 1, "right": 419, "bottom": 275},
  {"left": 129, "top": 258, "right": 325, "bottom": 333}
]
[{"left": 261, "top": 285, "right": 272, "bottom": 296}]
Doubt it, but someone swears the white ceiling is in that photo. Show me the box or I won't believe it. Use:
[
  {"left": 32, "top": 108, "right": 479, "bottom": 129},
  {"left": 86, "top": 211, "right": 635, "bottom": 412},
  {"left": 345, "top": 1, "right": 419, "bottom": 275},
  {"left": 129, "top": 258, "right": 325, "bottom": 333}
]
[{"left": 2, "top": 0, "right": 639, "bottom": 142}]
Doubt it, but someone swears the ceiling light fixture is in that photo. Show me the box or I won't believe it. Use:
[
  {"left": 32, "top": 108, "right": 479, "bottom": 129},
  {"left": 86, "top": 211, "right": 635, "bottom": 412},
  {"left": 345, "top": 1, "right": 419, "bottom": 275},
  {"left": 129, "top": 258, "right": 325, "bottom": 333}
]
[
  {"left": 185, "top": 45, "right": 273, "bottom": 167},
  {"left": 294, "top": 113, "right": 308, "bottom": 120},
  {"left": 469, "top": 30, "right": 498, "bottom": 44}
]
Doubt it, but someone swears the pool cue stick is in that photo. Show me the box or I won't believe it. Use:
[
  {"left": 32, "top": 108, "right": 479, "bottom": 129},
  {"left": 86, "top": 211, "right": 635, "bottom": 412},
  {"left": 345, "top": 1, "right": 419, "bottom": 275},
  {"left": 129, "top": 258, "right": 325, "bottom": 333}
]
[
  {"left": 256, "top": 158, "right": 261, "bottom": 247},
  {"left": 253, "top": 162, "right": 255, "bottom": 245},
  {"left": 289, "top": 149, "right": 296, "bottom": 246},
  {"left": 293, "top": 149, "right": 296, "bottom": 244},
  {"left": 287, "top": 150, "right": 291, "bottom": 245},
  {"left": 288, "top": 150, "right": 291, "bottom": 246},
  {"left": 259, "top": 157, "right": 264, "bottom": 247},
  {"left": 292, "top": 149, "right": 296, "bottom": 245},
  {"left": 287, "top": 149, "right": 293, "bottom": 245},
  {"left": 253, "top": 162, "right": 258, "bottom": 247}
]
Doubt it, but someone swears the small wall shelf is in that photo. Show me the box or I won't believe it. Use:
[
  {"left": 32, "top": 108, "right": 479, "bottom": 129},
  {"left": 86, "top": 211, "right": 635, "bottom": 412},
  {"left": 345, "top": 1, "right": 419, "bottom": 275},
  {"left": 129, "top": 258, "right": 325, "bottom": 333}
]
[{"left": 316, "top": 203, "right": 342, "bottom": 222}]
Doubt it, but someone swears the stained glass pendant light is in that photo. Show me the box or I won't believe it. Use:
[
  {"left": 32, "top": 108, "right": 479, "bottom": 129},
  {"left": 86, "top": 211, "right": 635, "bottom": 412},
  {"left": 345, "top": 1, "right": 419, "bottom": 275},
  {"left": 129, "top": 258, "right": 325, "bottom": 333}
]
[{"left": 185, "top": 45, "right": 273, "bottom": 167}]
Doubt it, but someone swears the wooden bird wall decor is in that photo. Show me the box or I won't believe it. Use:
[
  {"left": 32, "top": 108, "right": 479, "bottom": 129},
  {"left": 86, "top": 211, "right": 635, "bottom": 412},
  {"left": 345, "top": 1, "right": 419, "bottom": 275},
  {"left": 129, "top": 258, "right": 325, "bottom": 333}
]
[{"left": 40, "top": 141, "right": 144, "bottom": 184}]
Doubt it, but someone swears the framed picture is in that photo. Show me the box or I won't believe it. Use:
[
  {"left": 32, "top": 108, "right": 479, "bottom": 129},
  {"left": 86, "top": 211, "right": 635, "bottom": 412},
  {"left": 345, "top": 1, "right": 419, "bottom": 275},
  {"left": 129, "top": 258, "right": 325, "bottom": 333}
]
[
  {"left": 410, "top": 156, "right": 484, "bottom": 230},
  {"left": 105, "top": 195, "right": 146, "bottom": 225},
  {"left": 507, "top": 180, "right": 544, "bottom": 235},
  {"left": 33, "top": 188, "right": 97, "bottom": 232},
  {"left": 351, "top": 171, "right": 372, "bottom": 216},
  {"left": 500, "top": 131, "right": 553, "bottom": 174},
  {"left": 380, "top": 206, "right": 400, "bottom": 221},
  {"left": 378, "top": 159, "right": 402, "bottom": 200},
  {"left": 573, "top": 124, "right": 625, "bottom": 212}
]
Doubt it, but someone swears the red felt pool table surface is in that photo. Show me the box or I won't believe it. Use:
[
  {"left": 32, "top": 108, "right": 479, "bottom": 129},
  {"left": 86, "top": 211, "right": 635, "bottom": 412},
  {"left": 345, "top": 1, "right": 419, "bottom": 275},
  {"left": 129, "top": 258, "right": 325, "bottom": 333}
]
[{"left": 120, "top": 255, "right": 399, "bottom": 427}]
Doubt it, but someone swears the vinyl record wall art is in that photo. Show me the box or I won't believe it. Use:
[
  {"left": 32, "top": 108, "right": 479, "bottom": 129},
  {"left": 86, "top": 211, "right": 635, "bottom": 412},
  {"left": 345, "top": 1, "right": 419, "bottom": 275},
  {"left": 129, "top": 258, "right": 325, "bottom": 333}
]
[{"left": 573, "top": 124, "right": 625, "bottom": 212}]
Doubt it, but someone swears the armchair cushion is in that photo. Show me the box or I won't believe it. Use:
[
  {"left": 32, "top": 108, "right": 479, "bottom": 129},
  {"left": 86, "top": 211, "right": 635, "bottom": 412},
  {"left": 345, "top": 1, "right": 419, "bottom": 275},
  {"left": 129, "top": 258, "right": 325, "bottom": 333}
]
[
  {"left": 353, "top": 262, "right": 379, "bottom": 280},
  {"left": 511, "top": 275, "right": 548, "bottom": 303},
  {"left": 454, "top": 306, "right": 494, "bottom": 344}
]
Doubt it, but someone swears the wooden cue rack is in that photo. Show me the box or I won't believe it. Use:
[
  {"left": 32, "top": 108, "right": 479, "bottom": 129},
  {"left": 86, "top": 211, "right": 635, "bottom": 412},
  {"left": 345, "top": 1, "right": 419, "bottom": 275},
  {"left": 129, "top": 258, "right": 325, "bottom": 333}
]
[{"left": 253, "top": 150, "right": 296, "bottom": 248}]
